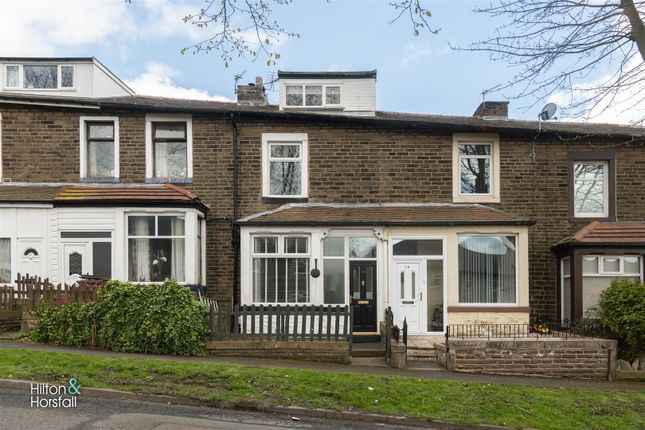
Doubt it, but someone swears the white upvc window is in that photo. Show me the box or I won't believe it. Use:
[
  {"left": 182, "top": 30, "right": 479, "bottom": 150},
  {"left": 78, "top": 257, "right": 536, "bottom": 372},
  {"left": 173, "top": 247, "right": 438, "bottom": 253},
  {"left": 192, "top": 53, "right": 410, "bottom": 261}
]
[
  {"left": 3, "top": 64, "right": 75, "bottom": 90},
  {"left": 573, "top": 161, "right": 608, "bottom": 218},
  {"left": 252, "top": 234, "right": 310, "bottom": 304},
  {"left": 452, "top": 133, "right": 500, "bottom": 203},
  {"left": 261, "top": 133, "right": 308, "bottom": 198},
  {"left": 285, "top": 84, "right": 341, "bottom": 107},
  {"left": 0, "top": 238, "right": 10, "bottom": 284},
  {"left": 145, "top": 114, "right": 193, "bottom": 181},
  {"left": 581, "top": 255, "right": 642, "bottom": 316},
  {"left": 127, "top": 214, "right": 186, "bottom": 282},
  {"left": 79, "top": 116, "right": 120, "bottom": 180},
  {"left": 458, "top": 234, "right": 518, "bottom": 305}
]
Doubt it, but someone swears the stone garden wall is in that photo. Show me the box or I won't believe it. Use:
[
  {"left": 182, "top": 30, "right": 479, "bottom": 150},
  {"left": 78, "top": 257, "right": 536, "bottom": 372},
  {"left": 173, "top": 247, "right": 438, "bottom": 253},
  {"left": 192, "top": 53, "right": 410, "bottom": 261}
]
[{"left": 436, "top": 337, "right": 617, "bottom": 380}]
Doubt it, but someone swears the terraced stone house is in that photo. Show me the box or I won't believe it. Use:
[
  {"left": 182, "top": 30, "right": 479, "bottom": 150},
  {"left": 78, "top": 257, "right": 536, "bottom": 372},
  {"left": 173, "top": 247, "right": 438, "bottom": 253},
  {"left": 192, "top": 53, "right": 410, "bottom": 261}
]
[{"left": 1, "top": 57, "right": 644, "bottom": 341}]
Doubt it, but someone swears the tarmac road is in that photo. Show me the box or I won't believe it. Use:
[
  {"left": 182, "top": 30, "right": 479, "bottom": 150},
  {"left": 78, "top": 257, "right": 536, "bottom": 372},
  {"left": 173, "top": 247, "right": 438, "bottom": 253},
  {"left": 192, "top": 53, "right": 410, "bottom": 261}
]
[{"left": 0, "top": 387, "right": 440, "bottom": 430}]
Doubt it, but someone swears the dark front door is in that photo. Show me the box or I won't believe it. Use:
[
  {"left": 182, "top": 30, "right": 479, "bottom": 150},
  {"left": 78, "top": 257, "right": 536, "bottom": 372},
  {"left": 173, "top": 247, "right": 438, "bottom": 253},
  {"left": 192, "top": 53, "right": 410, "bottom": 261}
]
[{"left": 350, "top": 261, "right": 377, "bottom": 332}]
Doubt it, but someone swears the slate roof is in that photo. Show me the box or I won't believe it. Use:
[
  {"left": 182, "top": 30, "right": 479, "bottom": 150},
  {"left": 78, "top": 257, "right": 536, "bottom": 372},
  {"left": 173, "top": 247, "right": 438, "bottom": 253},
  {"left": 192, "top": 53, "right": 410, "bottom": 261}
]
[
  {"left": 0, "top": 183, "right": 206, "bottom": 211},
  {"left": 278, "top": 70, "right": 377, "bottom": 79},
  {"left": 1, "top": 92, "right": 644, "bottom": 139},
  {"left": 554, "top": 221, "right": 645, "bottom": 248},
  {"left": 236, "top": 203, "right": 534, "bottom": 226}
]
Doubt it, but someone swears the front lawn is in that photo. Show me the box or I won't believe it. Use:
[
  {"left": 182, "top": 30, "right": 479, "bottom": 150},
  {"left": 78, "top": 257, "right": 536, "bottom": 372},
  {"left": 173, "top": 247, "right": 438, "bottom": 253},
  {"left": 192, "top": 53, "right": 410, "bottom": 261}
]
[{"left": 0, "top": 349, "right": 642, "bottom": 430}]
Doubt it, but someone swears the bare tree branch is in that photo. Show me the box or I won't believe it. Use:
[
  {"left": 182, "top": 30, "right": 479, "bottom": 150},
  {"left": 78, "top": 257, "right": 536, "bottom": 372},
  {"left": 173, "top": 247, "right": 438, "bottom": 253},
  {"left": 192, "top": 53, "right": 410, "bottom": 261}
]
[
  {"left": 457, "top": 1, "right": 645, "bottom": 123},
  {"left": 178, "top": 0, "right": 436, "bottom": 67}
]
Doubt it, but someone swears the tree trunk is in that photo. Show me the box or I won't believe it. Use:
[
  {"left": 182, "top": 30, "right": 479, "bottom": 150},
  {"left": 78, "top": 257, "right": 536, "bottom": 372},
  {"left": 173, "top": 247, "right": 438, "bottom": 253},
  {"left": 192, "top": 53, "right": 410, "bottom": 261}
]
[{"left": 621, "top": 0, "right": 645, "bottom": 61}]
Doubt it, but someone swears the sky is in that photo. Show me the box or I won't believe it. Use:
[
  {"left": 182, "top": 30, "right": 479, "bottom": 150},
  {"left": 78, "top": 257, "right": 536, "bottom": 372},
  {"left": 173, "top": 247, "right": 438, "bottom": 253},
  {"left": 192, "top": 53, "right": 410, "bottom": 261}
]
[{"left": 0, "top": 0, "right": 642, "bottom": 123}]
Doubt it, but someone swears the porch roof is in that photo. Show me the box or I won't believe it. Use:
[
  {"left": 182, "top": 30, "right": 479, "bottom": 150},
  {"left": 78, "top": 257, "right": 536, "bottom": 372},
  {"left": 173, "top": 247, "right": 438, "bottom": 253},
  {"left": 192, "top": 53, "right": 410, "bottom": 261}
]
[
  {"left": 236, "top": 203, "right": 534, "bottom": 226},
  {"left": 0, "top": 183, "right": 207, "bottom": 212},
  {"left": 554, "top": 221, "right": 645, "bottom": 249}
]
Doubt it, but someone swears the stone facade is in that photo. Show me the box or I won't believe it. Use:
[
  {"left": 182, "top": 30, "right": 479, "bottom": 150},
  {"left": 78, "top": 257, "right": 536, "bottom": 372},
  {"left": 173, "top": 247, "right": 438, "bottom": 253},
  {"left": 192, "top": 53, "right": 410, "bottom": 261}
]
[
  {"left": 436, "top": 338, "right": 617, "bottom": 380},
  {"left": 205, "top": 340, "right": 350, "bottom": 363},
  {"left": 2, "top": 104, "right": 645, "bottom": 319}
]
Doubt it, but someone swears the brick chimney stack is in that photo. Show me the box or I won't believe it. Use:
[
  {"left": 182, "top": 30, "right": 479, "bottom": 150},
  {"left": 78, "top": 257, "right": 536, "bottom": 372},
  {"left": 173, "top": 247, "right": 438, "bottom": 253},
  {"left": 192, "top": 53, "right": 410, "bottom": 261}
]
[
  {"left": 237, "top": 76, "right": 267, "bottom": 106},
  {"left": 473, "top": 101, "right": 509, "bottom": 119}
]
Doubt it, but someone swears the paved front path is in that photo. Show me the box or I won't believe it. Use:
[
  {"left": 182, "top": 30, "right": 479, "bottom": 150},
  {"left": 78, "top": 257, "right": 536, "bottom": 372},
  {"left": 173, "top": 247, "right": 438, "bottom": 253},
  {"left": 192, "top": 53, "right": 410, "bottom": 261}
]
[
  {"left": 1, "top": 339, "right": 643, "bottom": 392},
  {"left": 0, "top": 386, "right": 433, "bottom": 430}
]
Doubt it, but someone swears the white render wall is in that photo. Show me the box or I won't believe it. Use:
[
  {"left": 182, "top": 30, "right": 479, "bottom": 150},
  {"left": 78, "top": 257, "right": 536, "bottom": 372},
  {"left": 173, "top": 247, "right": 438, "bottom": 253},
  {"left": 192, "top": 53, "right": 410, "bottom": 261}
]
[
  {"left": 0, "top": 60, "right": 132, "bottom": 98},
  {"left": 278, "top": 77, "right": 377, "bottom": 115},
  {"left": 1, "top": 205, "right": 202, "bottom": 285}
]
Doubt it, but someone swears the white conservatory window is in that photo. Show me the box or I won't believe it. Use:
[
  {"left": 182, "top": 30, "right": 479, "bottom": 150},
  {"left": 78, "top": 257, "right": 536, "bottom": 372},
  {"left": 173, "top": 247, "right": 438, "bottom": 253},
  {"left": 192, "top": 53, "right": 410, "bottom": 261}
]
[
  {"left": 252, "top": 235, "right": 310, "bottom": 303},
  {"left": 127, "top": 215, "right": 185, "bottom": 282}
]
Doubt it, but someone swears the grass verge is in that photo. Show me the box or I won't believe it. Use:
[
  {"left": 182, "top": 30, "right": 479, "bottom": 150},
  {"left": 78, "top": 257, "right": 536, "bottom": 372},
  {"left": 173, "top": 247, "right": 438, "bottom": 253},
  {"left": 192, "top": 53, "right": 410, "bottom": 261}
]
[{"left": 0, "top": 348, "right": 643, "bottom": 430}]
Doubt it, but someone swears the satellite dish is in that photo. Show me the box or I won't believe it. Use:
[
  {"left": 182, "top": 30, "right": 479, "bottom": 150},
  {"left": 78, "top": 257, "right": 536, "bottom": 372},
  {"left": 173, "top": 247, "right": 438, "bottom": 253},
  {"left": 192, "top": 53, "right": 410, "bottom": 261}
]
[{"left": 539, "top": 103, "right": 558, "bottom": 120}]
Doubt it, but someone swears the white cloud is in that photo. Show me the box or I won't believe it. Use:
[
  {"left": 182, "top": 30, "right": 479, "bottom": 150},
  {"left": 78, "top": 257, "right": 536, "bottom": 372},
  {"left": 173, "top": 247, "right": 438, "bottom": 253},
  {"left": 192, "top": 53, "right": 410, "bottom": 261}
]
[
  {"left": 0, "top": 0, "right": 206, "bottom": 56},
  {"left": 125, "top": 62, "right": 232, "bottom": 102},
  {"left": 399, "top": 43, "right": 450, "bottom": 67},
  {"left": 549, "top": 56, "right": 645, "bottom": 125}
]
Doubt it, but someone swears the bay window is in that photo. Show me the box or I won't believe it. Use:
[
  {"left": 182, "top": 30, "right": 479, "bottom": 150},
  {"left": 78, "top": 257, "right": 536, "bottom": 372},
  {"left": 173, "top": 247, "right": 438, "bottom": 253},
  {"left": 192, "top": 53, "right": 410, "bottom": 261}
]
[
  {"left": 458, "top": 235, "right": 517, "bottom": 304},
  {"left": 252, "top": 235, "right": 310, "bottom": 303},
  {"left": 0, "top": 238, "right": 10, "bottom": 283},
  {"left": 127, "top": 215, "right": 185, "bottom": 282},
  {"left": 581, "top": 255, "right": 641, "bottom": 315}
]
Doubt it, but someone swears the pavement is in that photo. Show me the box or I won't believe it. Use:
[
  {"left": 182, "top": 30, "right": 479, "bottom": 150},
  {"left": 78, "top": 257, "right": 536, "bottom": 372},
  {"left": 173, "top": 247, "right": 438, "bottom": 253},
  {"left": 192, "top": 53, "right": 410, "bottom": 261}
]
[
  {"left": 0, "top": 386, "right": 444, "bottom": 430},
  {"left": 1, "top": 339, "right": 643, "bottom": 391}
]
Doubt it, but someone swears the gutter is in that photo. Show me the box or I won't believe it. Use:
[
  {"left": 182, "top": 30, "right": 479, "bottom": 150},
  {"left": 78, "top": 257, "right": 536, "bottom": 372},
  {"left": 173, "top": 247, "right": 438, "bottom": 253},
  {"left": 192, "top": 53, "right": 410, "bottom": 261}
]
[{"left": 235, "top": 220, "right": 537, "bottom": 227}]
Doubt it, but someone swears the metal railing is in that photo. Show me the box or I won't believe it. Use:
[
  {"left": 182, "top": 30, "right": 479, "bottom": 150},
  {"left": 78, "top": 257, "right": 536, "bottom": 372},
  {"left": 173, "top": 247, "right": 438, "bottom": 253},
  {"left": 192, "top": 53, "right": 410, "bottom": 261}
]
[{"left": 446, "top": 319, "right": 610, "bottom": 342}]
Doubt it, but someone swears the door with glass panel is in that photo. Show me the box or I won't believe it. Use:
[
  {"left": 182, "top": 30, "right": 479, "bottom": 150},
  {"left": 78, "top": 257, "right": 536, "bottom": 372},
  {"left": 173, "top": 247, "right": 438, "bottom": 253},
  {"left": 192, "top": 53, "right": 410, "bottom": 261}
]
[
  {"left": 350, "top": 261, "right": 377, "bottom": 332},
  {"left": 396, "top": 262, "right": 422, "bottom": 333},
  {"left": 62, "top": 243, "right": 89, "bottom": 284}
]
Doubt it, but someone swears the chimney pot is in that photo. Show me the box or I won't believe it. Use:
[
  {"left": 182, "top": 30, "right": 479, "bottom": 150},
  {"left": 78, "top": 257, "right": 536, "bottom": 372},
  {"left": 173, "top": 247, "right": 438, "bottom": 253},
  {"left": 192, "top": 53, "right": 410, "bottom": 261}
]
[
  {"left": 473, "top": 101, "right": 509, "bottom": 119},
  {"left": 255, "top": 76, "right": 263, "bottom": 87}
]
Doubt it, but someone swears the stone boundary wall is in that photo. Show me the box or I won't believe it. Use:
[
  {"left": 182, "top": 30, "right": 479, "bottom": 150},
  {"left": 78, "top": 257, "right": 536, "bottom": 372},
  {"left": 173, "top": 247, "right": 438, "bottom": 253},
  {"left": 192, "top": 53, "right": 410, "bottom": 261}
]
[
  {"left": 435, "top": 338, "right": 617, "bottom": 380},
  {"left": 206, "top": 340, "right": 351, "bottom": 364},
  {"left": 0, "top": 310, "right": 20, "bottom": 332}
]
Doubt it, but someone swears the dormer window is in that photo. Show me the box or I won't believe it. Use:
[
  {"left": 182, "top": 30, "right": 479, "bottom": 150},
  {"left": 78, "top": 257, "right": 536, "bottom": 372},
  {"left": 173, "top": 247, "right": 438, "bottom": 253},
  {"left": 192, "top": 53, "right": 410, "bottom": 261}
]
[
  {"left": 4, "top": 64, "right": 75, "bottom": 90},
  {"left": 285, "top": 84, "right": 341, "bottom": 107}
]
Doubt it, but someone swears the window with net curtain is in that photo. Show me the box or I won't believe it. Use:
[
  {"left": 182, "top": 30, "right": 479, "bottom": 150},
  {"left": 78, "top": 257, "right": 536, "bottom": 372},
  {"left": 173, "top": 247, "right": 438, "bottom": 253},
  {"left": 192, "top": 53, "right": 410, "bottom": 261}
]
[
  {"left": 127, "top": 215, "right": 185, "bottom": 282},
  {"left": 0, "top": 238, "right": 10, "bottom": 283},
  {"left": 458, "top": 235, "right": 517, "bottom": 303},
  {"left": 152, "top": 122, "right": 187, "bottom": 178}
]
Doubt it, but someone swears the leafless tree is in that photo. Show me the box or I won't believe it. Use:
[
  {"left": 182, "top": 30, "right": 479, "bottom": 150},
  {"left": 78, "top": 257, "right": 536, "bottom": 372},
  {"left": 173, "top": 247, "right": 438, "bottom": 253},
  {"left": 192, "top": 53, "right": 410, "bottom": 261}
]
[
  {"left": 181, "top": 0, "right": 436, "bottom": 66},
  {"left": 462, "top": 1, "right": 645, "bottom": 123}
]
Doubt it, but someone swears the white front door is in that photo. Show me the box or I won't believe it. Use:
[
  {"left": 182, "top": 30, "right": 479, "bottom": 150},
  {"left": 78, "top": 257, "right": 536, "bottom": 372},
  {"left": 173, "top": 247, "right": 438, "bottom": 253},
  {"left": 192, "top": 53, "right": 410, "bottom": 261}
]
[
  {"left": 395, "top": 261, "right": 423, "bottom": 333},
  {"left": 62, "top": 243, "right": 89, "bottom": 284},
  {"left": 18, "top": 238, "right": 45, "bottom": 278}
]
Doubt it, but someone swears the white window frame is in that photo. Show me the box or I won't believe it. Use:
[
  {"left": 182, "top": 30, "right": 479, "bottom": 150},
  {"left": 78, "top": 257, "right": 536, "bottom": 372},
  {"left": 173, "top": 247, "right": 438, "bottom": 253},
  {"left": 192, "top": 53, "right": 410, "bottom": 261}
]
[
  {"left": 573, "top": 161, "right": 609, "bottom": 218},
  {"left": 251, "top": 233, "right": 311, "bottom": 304},
  {"left": 284, "top": 84, "right": 342, "bottom": 108},
  {"left": 452, "top": 133, "right": 500, "bottom": 203},
  {"left": 561, "top": 257, "right": 571, "bottom": 320},
  {"left": 79, "top": 116, "right": 120, "bottom": 180},
  {"left": 457, "top": 233, "right": 519, "bottom": 306},
  {"left": 125, "top": 213, "right": 188, "bottom": 283},
  {"left": 581, "top": 255, "right": 643, "bottom": 278},
  {"left": 0, "top": 237, "right": 11, "bottom": 284},
  {"left": 261, "top": 133, "right": 308, "bottom": 198},
  {"left": 145, "top": 114, "right": 193, "bottom": 181},
  {"left": 3, "top": 64, "right": 76, "bottom": 90}
]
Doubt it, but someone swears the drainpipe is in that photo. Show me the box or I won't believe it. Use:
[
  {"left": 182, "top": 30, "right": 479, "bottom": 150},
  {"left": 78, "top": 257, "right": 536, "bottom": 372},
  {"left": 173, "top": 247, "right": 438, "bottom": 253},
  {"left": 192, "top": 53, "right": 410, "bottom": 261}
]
[{"left": 230, "top": 112, "right": 240, "bottom": 306}]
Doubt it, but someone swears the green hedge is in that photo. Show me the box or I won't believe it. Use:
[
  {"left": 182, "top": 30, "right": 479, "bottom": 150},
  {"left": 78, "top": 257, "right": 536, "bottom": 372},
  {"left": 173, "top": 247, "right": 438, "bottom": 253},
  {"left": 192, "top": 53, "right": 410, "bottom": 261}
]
[
  {"left": 31, "top": 281, "right": 209, "bottom": 356},
  {"left": 597, "top": 279, "right": 645, "bottom": 361}
]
